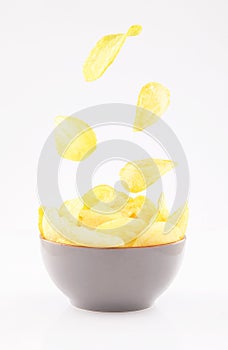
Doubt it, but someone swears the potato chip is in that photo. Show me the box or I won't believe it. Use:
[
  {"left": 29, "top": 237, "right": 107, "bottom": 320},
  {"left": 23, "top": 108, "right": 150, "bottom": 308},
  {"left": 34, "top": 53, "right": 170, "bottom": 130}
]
[
  {"left": 85, "top": 185, "right": 115, "bottom": 204},
  {"left": 133, "top": 221, "right": 184, "bottom": 247},
  {"left": 82, "top": 185, "right": 128, "bottom": 211},
  {"left": 97, "top": 216, "right": 132, "bottom": 230},
  {"left": 168, "top": 203, "right": 189, "bottom": 235},
  {"left": 134, "top": 82, "right": 170, "bottom": 131},
  {"left": 78, "top": 205, "right": 122, "bottom": 229},
  {"left": 42, "top": 208, "right": 75, "bottom": 245},
  {"left": 96, "top": 217, "right": 147, "bottom": 243},
  {"left": 59, "top": 198, "right": 84, "bottom": 223},
  {"left": 43, "top": 208, "right": 124, "bottom": 247},
  {"left": 83, "top": 25, "right": 142, "bottom": 81},
  {"left": 38, "top": 206, "right": 45, "bottom": 236},
  {"left": 54, "top": 116, "right": 97, "bottom": 161},
  {"left": 124, "top": 240, "right": 136, "bottom": 247},
  {"left": 121, "top": 195, "right": 157, "bottom": 223},
  {"left": 119, "top": 158, "right": 176, "bottom": 193},
  {"left": 82, "top": 185, "right": 115, "bottom": 207},
  {"left": 156, "top": 193, "right": 169, "bottom": 222}
]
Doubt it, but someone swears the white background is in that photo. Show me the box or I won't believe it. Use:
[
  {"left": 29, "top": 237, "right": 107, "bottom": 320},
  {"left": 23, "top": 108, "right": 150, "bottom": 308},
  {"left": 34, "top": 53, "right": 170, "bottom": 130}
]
[{"left": 0, "top": 0, "right": 228, "bottom": 349}]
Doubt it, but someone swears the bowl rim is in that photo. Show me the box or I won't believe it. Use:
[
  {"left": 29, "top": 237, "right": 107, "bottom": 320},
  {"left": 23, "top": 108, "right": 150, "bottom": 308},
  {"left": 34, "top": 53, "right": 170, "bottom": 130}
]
[{"left": 40, "top": 235, "right": 186, "bottom": 250}]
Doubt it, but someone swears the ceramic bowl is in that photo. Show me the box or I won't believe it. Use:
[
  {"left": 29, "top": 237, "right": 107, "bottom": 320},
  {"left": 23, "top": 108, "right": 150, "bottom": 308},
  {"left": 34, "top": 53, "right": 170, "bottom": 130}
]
[{"left": 40, "top": 237, "right": 185, "bottom": 312}]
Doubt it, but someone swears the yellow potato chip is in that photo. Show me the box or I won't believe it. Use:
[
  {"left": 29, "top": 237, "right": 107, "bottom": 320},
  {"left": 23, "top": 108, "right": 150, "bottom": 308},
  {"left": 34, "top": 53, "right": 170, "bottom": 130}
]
[
  {"left": 83, "top": 25, "right": 142, "bottom": 81},
  {"left": 121, "top": 197, "right": 138, "bottom": 217},
  {"left": 168, "top": 203, "right": 189, "bottom": 235},
  {"left": 119, "top": 158, "right": 176, "bottom": 193},
  {"left": 59, "top": 198, "right": 84, "bottom": 223},
  {"left": 78, "top": 203, "right": 123, "bottom": 229},
  {"left": 156, "top": 193, "right": 169, "bottom": 222},
  {"left": 121, "top": 195, "right": 157, "bottom": 223},
  {"left": 38, "top": 206, "right": 45, "bottom": 236},
  {"left": 42, "top": 208, "right": 75, "bottom": 245},
  {"left": 43, "top": 208, "right": 124, "bottom": 247},
  {"left": 96, "top": 217, "right": 147, "bottom": 243},
  {"left": 86, "top": 185, "right": 115, "bottom": 203},
  {"left": 124, "top": 240, "right": 136, "bottom": 247},
  {"left": 82, "top": 185, "right": 115, "bottom": 207},
  {"left": 97, "top": 216, "right": 132, "bottom": 230},
  {"left": 134, "top": 82, "right": 170, "bottom": 131},
  {"left": 133, "top": 221, "right": 184, "bottom": 247},
  {"left": 82, "top": 185, "right": 128, "bottom": 211},
  {"left": 54, "top": 116, "right": 97, "bottom": 161}
]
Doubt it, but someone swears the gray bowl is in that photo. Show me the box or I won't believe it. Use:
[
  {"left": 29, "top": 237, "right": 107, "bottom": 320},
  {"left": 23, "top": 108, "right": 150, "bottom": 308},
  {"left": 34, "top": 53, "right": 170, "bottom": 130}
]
[{"left": 40, "top": 237, "right": 186, "bottom": 312}]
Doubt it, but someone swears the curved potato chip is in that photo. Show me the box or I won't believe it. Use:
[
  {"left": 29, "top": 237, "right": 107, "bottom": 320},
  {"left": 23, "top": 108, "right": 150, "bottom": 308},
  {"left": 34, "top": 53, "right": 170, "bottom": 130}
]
[
  {"left": 42, "top": 208, "right": 75, "bottom": 245},
  {"left": 54, "top": 116, "right": 97, "bottom": 161},
  {"left": 168, "top": 203, "right": 189, "bottom": 235},
  {"left": 119, "top": 158, "right": 176, "bottom": 193},
  {"left": 156, "top": 193, "right": 169, "bottom": 222},
  {"left": 97, "top": 216, "right": 132, "bottom": 230},
  {"left": 83, "top": 25, "right": 142, "bottom": 81},
  {"left": 86, "top": 185, "right": 115, "bottom": 203},
  {"left": 124, "top": 240, "right": 136, "bottom": 247},
  {"left": 96, "top": 217, "right": 147, "bottom": 243},
  {"left": 38, "top": 206, "right": 45, "bottom": 236},
  {"left": 133, "top": 222, "right": 183, "bottom": 247},
  {"left": 43, "top": 208, "right": 124, "bottom": 247},
  {"left": 121, "top": 195, "right": 157, "bottom": 223},
  {"left": 82, "top": 185, "right": 128, "bottom": 211},
  {"left": 134, "top": 82, "right": 170, "bottom": 131},
  {"left": 59, "top": 198, "right": 84, "bottom": 223},
  {"left": 78, "top": 205, "right": 123, "bottom": 229}
]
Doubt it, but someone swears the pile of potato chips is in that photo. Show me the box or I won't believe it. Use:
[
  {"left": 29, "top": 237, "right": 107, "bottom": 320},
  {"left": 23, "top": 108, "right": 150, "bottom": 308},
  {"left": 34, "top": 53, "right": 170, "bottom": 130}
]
[{"left": 38, "top": 25, "right": 188, "bottom": 248}]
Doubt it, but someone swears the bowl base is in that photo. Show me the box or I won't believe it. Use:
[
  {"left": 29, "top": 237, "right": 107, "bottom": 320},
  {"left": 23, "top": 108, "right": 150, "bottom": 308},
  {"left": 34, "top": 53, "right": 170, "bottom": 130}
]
[{"left": 70, "top": 299, "right": 154, "bottom": 312}]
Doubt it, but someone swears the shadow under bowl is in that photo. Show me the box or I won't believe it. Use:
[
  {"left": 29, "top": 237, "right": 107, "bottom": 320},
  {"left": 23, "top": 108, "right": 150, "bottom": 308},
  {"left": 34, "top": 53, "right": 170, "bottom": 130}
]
[{"left": 40, "top": 237, "right": 186, "bottom": 312}]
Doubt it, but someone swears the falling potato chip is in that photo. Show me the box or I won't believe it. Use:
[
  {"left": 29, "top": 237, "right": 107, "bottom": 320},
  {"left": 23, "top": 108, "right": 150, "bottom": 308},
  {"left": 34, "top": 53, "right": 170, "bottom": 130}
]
[
  {"left": 83, "top": 25, "right": 142, "bottom": 81},
  {"left": 168, "top": 203, "right": 189, "bottom": 235},
  {"left": 133, "top": 221, "right": 184, "bottom": 247},
  {"left": 134, "top": 82, "right": 170, "bottom": 131},
  {"left": 43, "top": 208, "right": 124, "bottom": 247},
  {"left": 96, "top": 217, "right": 147, "bottom": 244},
  {"left": 156, "top": 193, "right": 169, "bottom": 222},
  {"left": 54, "top": 116, "right": 97, "bottom": 161},
  {"left": 121, "top": 195, "right": 157, "bottom": 223},
  {"left": 119, "top": 158, "right": 176, "bottom": 193}
]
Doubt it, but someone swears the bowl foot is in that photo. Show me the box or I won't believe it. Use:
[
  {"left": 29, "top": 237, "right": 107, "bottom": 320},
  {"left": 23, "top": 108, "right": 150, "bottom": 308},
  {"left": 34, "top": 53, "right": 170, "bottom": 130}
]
[{"left": 70, "top": 299, "right": 153, "bottom": 312}]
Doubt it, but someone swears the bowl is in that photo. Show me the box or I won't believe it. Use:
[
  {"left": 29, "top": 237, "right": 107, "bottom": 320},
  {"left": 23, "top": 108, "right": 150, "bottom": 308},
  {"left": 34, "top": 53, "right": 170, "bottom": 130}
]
[{"left": 40, "top": 237, "right": 186, "bottom": 312}]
